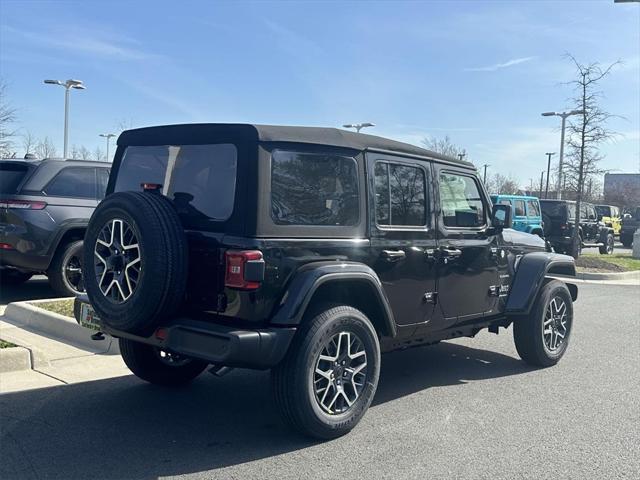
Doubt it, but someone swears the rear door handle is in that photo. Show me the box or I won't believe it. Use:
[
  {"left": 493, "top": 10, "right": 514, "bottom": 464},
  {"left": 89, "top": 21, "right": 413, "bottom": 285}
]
[{"left": 381, "top": 249, "right": 406, "bottom": 262}]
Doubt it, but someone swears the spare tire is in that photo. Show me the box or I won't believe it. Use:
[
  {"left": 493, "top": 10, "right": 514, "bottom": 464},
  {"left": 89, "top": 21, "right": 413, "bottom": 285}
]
[{"left": 83, "top": 191, "right": 188, "bottom": 334}]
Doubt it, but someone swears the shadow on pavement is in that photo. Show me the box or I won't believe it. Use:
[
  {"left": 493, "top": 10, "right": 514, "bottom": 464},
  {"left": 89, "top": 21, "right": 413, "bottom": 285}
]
[
  {"left": 0, "top": 341, "right": 532, "bottom": 479},
  {"left": 0, "top": 276, "right": 60, "bottom": 306}
]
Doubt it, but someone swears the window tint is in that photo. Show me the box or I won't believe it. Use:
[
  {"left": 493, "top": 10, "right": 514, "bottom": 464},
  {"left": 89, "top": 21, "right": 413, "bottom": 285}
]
[
  {"left": 115, "top": 144, "right": 237, "bottom": 224},
  {"left": 0, "top": 163, "right": 30, "bottom": 194},
  {"left": 514, "top": 200, "right": 526, "bottom": 216},
  {"left": 439, "top": 172, "right": 485, "bottom": 228},
  {"left": 45, "top": 167, "right": 96, "bottom": 198},
  {"left": 271, "top": 150, "right": 359, "bottom": 226},
  {"left": 374, "top": 162, "right": 426, "bottom": 227},
  {"left": 96, "top": 168, "right": 110, "bottom": 199},
  {"left": 527, "top": 200, "right": 540, "bottom": 217}
]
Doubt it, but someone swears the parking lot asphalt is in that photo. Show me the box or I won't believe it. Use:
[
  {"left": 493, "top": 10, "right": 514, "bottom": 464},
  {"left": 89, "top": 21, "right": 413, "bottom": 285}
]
[
  {"left": 0, "top": 275, "right": 60, "bottom": 312},
  {"left": 1, "top": 282, "right": 638, "bottom": 480}
]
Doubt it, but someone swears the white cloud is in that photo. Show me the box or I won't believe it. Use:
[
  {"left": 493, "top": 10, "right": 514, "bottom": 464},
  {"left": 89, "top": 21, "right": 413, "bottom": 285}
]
[{"left": 465, "top": 56, "right": 536, "bottom": 72}]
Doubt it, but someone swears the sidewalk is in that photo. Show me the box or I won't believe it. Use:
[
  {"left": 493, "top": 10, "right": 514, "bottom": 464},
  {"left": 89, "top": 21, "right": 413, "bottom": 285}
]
[{"left": 0, "top": 315, "right": 130, "bottom": 394}]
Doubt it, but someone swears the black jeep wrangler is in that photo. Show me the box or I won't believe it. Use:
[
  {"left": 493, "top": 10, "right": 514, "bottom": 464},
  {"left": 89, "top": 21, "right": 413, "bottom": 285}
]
[
  {"left": 620, "top": 206, "right": 639, "bottom": 248},
  {"left": 540, "top": 199, "right": 615, "bottom": 257},
  {"left": 75, "top": 124, "right": 578, "bottom": 439}
]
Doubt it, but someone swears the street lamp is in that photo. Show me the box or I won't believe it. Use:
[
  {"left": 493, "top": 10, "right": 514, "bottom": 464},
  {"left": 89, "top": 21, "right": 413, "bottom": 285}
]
[
  {"left": 99, "top": 133, "right": 116, "bottom": 162},
  {"left": 544, "top": 152, "right": 556, "bottom": 199},
  {"left": 44, "top": 79, "right": 86, "bottom": 158},
  {"left": 541, "top": 110, "right": 585, "bottom": 199},
  {"left": 343, "top": 122, "right": 375, "bottom": 133}
]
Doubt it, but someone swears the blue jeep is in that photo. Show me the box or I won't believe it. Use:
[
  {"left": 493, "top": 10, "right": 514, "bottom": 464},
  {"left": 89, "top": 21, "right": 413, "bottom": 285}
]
[{"left": 491, "top": 195, "right": 544, "bottom": 237}]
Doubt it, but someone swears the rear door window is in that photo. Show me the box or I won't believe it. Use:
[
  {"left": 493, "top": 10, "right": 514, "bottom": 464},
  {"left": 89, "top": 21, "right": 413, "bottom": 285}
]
[
  {"left": 115, "top": 144, "right": 237, "bottom": 224},
  {"left": 271, "top": 150, "right": 359, "bottom": 226},
  {"left": 44, "top": 167, "right": 96, "bottom": 198},
  {"left": 374, "top": 161, "right": 427, "bottom": 227},
  {"left": 514, "top": 200, "right": 526, "bottom": 217}
]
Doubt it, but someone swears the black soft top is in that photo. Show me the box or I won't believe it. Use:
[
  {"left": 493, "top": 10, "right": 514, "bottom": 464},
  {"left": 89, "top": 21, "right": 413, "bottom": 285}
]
[{"left": 117, "top": 123, "right": 473, "bottom": 168}]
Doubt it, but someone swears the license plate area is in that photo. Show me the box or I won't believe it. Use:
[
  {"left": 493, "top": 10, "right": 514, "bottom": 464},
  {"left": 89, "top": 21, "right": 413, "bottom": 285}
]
[{"left": 79, "top": 303, "right": 101, "bottom": 331}]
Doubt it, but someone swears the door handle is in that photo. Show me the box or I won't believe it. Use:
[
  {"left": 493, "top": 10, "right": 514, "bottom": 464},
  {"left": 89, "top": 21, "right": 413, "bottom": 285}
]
[
  {"left": 381, "top": 249, "right": 406, "bottom": 262},
  {"left": 439, "top": 246, "right": 463, "bottom": 259}
]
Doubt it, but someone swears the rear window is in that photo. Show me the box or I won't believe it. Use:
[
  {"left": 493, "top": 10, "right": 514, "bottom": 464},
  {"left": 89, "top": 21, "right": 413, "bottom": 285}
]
[
  {"left": 540, "top": 201, "right": 575, "bottom": 220},
  {"left": 271, "top": 150, "right": 359, "bottom": 226},
  {"left": 0, "top": 163, "right": 30, "bottom": 194},
  {"left": 114, "top": 144, "right": 237, "bottom": 224}
]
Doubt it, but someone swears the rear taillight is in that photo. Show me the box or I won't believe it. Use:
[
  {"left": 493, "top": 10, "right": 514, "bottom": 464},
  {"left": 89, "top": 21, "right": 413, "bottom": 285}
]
[
  {"left": 0, "top": 243, "right": 14, "bottom": 250},
  {"left": 0, "top": 199, "right": 47, "bottom": 210},
  {"left": 224, "top": 250, "right": 265, "bottom": 290}
]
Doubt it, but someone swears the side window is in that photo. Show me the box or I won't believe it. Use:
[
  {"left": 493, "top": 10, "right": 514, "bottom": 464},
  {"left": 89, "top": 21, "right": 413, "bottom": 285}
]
[
  {"left": 374, "top": 161, "right": 427, "bottom": 227},
  {"left": 527, "top": 200, "right": 540, "bottom": 217},
  {"left": 514, "top": 200, "right": 526, "bottom": 217},
  {"left": 439, "top": 172, "right": 485, "bottom": 228},
  {"left": 580, "top": 204, "right": 588, "bottom": 220},
  {"left": 97, "top": 168, "right": 110, "bottom": 199},
  {"left": 499, "top": 199, "right": 512, "bottom": 206},
  {"left": 44, "top": 167, "right": 96, "bottom": 198},
  {"left": 271, "top": 150, "right": 359, "bottom": 226}
]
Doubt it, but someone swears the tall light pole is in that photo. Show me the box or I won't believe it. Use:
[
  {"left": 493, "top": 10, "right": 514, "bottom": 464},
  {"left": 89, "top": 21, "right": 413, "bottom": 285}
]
[
  {"left": 539, "top": 171, "right": 545, "bottom": 198},
  {"left": 541, "top": 110, "right": 585, "bottom": 199},
  {"left": 458, "top": 153, "right": 466, "bottom": 161},
  {"left": 482, "top": 163, "right": 490, "bottom": 184},
  {"left": 44, "top": 79, "right": 86, "bottom": 158},
  {"left": 544, "top": 152, "right": 555, "bottom": 199},
  {"left": 99, "top": 133, "right": 116, "bottom": 162},
  {"left": 342, "top": 122, "right": 375, "bottom": 133}
]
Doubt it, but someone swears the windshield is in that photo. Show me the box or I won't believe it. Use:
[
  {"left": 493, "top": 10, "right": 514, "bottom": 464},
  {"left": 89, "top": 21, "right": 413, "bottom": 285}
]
[
  {"left": 595, "top": 205, "right": 611, "bottom": 217},
  {"left": 0, "top": 163, "right": 31, "bottom": 195},
  {"left": 114, "top": 144, "right": 237, "bottom": 225}
]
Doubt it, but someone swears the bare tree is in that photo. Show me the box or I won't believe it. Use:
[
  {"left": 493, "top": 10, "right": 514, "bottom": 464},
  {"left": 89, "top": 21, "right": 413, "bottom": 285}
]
[
  {"left": 562, "top": 55, "right": 618, "bottom": 257},
  {"left": 35, "top": 137, "right": 57, "bottom": 158},
  {"left": 22, "top": 131, "right": 37, "bottom": 156},
  {"left": 485, "top": 173, "right": 521, "bottom": 195},
  {"left": 0, "top": 80, "right": 17, "bottom": 157},
  {"left": 422, "top": 135, "right": 470, "bottom": 162},
  {"left": 93, "top": 146, "right": 105, "bottom": 162},
  {"left": 78, "top": 145, "right": 92, "bottom": 160}
]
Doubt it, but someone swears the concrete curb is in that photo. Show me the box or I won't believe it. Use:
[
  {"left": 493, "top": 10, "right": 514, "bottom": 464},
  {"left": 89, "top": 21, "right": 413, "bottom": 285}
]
[
  {"left": 575, "top": 270, "right": 640, "bottom": 281},
  {"left": 0, "top": 346, "right": 32, "bottom": 373},
  {"left": 3, "top": 301, "right": 119, "bottom": 355}
]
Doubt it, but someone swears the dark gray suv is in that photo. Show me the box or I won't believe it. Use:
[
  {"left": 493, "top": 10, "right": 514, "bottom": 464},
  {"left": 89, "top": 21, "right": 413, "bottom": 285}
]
[{"left": 0, "top": 158, "right": 110, "bottom": 296}]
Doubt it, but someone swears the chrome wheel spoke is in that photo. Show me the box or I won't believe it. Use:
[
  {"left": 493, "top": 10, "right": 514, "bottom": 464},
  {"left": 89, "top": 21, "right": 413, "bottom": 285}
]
[
  {"left": 94, "top": 218, "right": 141, "bottom": 303},
  {"left": 543, "top": 296, "right": 570, "bottom": 353},
  {"left": 313, "top": 329, "right": 368, "bottom": 415}
]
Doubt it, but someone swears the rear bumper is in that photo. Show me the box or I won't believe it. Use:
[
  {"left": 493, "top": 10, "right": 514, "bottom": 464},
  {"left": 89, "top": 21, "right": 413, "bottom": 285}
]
[
  {"left": 0, "top": 248, "right": 49, "bottom": 272},
  {"left": 73, "top": 296, "right": 296, "bottom": 370}
]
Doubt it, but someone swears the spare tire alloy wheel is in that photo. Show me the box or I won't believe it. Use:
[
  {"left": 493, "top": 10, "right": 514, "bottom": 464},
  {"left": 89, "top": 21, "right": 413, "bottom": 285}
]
[
  {"left": 314, "top": 331, "right": 368, "bottom": 415},
  {"left": 542, "top": 296, "right": 570, "bottom": 354},
  {"left": 94, "top": 219, "right": 141, "bottom": 303}
]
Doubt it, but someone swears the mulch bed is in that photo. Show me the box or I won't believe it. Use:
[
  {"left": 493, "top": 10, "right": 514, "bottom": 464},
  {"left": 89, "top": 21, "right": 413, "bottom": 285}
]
[{"left": 575, "top": 256, "right": 627, "bottom": 272}]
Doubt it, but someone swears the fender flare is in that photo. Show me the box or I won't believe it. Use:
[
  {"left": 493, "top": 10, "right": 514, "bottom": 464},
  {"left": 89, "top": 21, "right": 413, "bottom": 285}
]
[
  {"left": 505, "top": 252, "right": 578, "bottom": 315},
  {"left": 270, "top": 261, "right": 397, "bottom": 337}
]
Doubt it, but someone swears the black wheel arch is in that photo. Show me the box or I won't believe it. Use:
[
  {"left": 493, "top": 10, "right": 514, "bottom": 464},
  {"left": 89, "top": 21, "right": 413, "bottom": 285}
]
[
  {"left": 270, "top": 261, "right": 397, "bottom": 338},
  {"left": 506, "top": 252, "right": 578, "bottom": 316},
  {"left": 44, "top": 223, "right": 87, "bottom": 269}
]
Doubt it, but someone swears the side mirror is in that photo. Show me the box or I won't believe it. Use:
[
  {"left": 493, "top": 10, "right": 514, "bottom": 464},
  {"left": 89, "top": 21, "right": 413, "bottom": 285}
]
[{"left": 491, "top": 204, "right": 513, "bottom": 230}]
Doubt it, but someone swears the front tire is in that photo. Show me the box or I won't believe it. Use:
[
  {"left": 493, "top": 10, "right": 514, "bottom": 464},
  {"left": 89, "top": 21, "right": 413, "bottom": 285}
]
[
  {"left": 48, "top": 240, "right": 84, "bottom": 296},
  {"left": 513, "top": 280, "right": 573, "bottom": 367},
  {"left": 119, "top": 338, "right": 208, "bottom": 386},
  {"left": 272, "top": 305, "right": 380, "bottom": 439}
]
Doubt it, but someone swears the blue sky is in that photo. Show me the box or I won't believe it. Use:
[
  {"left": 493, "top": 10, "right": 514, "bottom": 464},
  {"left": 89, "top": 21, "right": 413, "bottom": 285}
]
[{"left": 1, "top": 0, "right": 638, "bottom": 186}]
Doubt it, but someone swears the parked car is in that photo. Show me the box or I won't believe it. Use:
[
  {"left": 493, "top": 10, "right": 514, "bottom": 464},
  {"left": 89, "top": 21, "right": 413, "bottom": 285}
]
[
  {"left": 74, "top": 124, "right": 578, "bottom": 439},
  {"left": 0, "top": 158, "right": 110, "bottom": 295},
  {"left": 594, "top": 204, "right": 622, "bottom": 235},
  {"left": 490, "top": 194, "right": 544, "bottom": 237},
  {"left": 620, "top": 206, "right": 640, "bottom": 248},
  {"left": 540, "top": 199, "right": 615, "bottom": 256}
]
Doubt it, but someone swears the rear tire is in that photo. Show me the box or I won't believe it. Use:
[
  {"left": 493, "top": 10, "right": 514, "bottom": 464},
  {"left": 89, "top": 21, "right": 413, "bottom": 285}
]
[
  {"left": 513, "top": 280, "right": 573, "bottom": 368},
  {"left": 621, "top": 236, "right": 632, "bottom": 249},
  {"left": 0, "top": 270, "right": 33, "bottom": 286},
  {"left": 272, "top": 305, "right": 380, "bottom": 439},
  {"left": 119, "top": 338, "right": 208, "bottom": 386},
  {"left": 599, "top": 233, "right": 614, "bottom": 255},
  {"left": 48, "top": 240, "right": 84, "bottom": 296}
]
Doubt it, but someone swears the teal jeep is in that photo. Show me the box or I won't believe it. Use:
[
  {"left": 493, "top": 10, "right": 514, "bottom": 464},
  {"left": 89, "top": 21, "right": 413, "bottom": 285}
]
[{"left": 491, "top": 195, "right": 544, "bottom": 237}]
